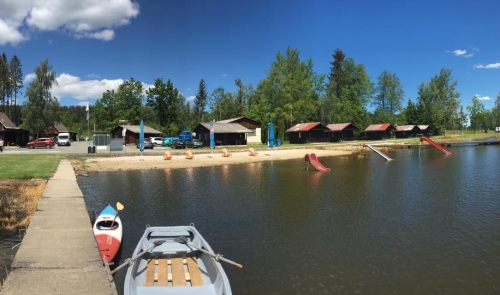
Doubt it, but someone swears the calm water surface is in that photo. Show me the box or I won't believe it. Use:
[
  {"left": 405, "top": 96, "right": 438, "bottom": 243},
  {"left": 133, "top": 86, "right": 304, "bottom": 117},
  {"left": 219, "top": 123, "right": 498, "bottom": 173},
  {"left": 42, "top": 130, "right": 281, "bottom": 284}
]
[{"left": 78, "top": 146, "right": 500, "bottom": 294}]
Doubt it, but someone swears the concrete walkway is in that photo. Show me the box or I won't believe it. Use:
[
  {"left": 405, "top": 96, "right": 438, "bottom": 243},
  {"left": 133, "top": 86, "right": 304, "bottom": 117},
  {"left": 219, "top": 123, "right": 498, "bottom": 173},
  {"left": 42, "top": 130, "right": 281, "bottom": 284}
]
[{"left": 0, "top": 160, "right": 117, "bottom": 295}]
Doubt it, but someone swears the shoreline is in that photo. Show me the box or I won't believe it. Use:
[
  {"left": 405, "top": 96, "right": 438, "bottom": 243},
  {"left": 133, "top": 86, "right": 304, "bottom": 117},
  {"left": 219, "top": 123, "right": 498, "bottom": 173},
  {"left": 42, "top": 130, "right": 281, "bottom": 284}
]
[
  {"left": 82, "top": 146, "right": 361, "bottom": 173},
  {"left": 76, "top": 133, "right": 498, "bottom": 173}
]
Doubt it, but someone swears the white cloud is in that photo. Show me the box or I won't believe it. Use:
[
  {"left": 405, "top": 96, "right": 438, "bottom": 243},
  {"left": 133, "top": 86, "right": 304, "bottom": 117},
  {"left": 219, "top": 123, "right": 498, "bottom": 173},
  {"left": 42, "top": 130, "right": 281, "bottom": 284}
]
[
  {"left": 22, "top": 72, "right": 154, "bottom": 103},
  {"left": 453, "top": 49, "right": 467, "bottom": 56},
  {"left": 75, "top": 29, "right": 115, "bottom": 41},
  {"left": 473, "top": 63, "right": 500, "bottom": 69},
  {"left": 222, "top": 74, "right": 228, "bottom": 77},
  {"left": 452, "top": 49, "right": 474, "bottom": 58},
  {"left": 53, "top": 73, "right": 124, "bottom": 100},
  {"left": 475, "top": 94, "right": 491, "bottom": 101},
  {"left": 23, "top": 73, "right": 36, "bottom": 84},
  {"left": 186, "top": 95, "right": 196, "bottom": 101},
  {"left": 0, "top": 0, "right": 139, "bottom": 45},
  {"left": 0, "top": 18, "right": 26, "bottom": 45}
]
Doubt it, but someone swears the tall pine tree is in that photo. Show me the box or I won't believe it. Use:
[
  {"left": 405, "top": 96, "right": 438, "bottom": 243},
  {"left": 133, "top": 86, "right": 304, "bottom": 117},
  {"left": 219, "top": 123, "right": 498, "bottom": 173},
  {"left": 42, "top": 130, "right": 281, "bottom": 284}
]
[{"left": 194, "top": 79, "right": 208, "bottom": 121}]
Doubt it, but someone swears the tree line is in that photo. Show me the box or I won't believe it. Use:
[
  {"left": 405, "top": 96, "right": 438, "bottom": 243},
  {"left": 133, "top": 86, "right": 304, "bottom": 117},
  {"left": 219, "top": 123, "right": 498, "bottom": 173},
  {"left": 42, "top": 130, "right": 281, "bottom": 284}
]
[{"left": 2, "top": 48, "right": 500, "bottom": 143}]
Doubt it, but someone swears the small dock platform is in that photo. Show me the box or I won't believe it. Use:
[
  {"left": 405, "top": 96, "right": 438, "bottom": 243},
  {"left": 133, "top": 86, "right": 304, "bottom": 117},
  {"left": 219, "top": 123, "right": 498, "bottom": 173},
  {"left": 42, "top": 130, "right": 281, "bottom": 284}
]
[
  {"left": 0, "top": 160, "right": 116, "bottom": 295},
  {"left": 443, "top": 139, "right": 500, "bottom": 146}
]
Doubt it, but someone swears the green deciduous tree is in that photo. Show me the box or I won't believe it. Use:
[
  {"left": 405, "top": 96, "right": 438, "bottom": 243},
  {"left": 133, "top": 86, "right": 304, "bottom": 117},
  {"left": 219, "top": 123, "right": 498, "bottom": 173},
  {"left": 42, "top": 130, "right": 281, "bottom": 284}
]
[
  {"left": 416, "top": 68, "right": 460, "bottom": 135},
  {"left": 247, "top": 47, "right": 323, "bottom": 142},
  {"left": 146, "top": 78, "right": 183, "bottom": 135},
  {"left": 208, "top": 86, "right": 243, "bottom": 121},
  {"left": 467, "top": 96, "right": 486, "bottom": 133},
  {"left": 234, "top": 79, "right": 246, "bottom": 115},
  {"left": 457, "top": 105, "right": 468, "bottom": 132},
  {"left": 372, "top": 70, "right": 404, "bottom": 122},
  {"left": 492, "top": 92, "right": 500, "bottom": 129},
  {"left": 431, "top": 69, "right": 460, "bottom": 135},
  {"left": 402, "top": 99, "right": 419, "bottom": 125},
  {"left": 92, "top": 78, "right": 143, "bottom": 131},
  {"left": 21, "top": 59, "right": 59, "bottom": 138},
  {"left": 273, "top": 47, "right": 320, "bottom": 126}
]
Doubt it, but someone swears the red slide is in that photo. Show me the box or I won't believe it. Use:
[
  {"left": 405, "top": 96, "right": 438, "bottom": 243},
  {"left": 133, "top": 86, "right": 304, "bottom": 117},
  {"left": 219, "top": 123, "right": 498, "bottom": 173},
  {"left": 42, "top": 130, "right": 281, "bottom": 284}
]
[
  {"left": 420, "top": 137, "right": 453, "bottom": 155},
  {"left": 305, "top": 153, "right": 331, "bottom": 171}
]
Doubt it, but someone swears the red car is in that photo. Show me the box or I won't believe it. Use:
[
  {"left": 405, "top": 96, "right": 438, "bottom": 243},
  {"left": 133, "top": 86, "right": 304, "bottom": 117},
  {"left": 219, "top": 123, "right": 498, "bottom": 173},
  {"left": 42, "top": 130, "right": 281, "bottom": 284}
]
[{"left": 27, "top": 138, "right": 55, "bottom": 149}]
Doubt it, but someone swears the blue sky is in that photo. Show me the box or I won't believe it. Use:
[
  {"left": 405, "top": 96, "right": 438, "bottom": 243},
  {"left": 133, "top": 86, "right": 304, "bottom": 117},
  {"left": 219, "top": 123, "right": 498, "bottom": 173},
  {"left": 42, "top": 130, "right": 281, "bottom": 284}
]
[{"left": 1, "top": 0, "right": 499, "bottom": 111}]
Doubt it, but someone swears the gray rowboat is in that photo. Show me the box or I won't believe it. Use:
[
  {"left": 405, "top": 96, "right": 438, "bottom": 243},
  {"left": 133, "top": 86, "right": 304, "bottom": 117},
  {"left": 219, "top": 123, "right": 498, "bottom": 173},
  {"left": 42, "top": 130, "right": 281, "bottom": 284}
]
[{"left": 124, "top": 225, "right": 232, "bottom": 295}]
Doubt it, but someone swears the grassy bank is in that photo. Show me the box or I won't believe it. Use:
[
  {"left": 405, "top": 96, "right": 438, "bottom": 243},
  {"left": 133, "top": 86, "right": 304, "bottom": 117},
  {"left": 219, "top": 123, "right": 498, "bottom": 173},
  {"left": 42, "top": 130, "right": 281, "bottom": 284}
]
[{"left": 0, "top": 155, "right": 64, "bottom": 179}]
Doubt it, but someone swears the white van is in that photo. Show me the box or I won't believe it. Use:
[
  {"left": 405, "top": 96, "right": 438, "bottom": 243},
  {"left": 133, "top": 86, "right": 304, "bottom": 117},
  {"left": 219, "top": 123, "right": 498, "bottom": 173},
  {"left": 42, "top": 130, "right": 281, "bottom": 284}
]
[{"left": 57, "top": 132, "right": 71, "bottom": 146}]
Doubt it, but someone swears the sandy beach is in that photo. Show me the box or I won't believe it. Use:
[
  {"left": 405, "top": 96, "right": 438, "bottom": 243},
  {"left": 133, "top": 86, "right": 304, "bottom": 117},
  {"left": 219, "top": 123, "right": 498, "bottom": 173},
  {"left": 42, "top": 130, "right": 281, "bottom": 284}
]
[{"left": 83, "top": 146, "right": 361, "bottom": 172}]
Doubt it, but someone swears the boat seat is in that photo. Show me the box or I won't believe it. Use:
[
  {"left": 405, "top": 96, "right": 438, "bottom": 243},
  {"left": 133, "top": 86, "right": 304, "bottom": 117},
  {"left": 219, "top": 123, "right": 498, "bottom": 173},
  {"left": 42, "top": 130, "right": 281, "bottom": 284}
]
[
  {"left": 150, "top": 230, "right": 190, "bottom": 238},
  {"left": 151, "top": 242, "right": 192, "bottom": 254}
]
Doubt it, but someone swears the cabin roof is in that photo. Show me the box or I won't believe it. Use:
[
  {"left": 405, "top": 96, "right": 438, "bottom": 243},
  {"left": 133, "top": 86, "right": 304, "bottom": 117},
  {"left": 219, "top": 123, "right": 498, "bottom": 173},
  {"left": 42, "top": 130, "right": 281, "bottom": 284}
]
[
  {"left": 0, "top": 112, "right": 17, "bottom": 129},
  {"left": 326, "top": 123, "right": 357, "bottom": 131},
  {"left": 395, "top": 125, "right": 416, "bottom": 131},
  {"left": 53, "top": 121, "right": 69, "bottom": 132},
  {"left": 364, "top": 123, "right": 394, "bottom": 131},
  {"left": 286, "top": 122, "right": 325, "bottom": 132},
  {"left": 198, "top": 122, "right": 252, "bottom": 133},
  {"left": 120, "top": 125, "right": 162, "bottom": 134}
]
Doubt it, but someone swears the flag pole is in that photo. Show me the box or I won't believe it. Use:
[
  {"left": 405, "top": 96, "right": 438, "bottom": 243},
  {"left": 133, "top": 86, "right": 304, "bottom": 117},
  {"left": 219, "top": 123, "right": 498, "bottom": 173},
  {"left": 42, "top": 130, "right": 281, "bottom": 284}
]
[{"left": 86, "top": 100, "right": 90, "bottom": 146}]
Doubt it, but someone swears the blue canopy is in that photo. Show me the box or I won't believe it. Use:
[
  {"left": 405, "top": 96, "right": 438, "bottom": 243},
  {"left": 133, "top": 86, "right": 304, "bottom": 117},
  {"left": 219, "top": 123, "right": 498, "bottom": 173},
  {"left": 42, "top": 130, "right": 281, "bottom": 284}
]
[
  {"left": 139, "top": 120, "right": 144, "bottom": 152},
  {"left": 269, "top": 122, "right": 275, "bottom": 148}
]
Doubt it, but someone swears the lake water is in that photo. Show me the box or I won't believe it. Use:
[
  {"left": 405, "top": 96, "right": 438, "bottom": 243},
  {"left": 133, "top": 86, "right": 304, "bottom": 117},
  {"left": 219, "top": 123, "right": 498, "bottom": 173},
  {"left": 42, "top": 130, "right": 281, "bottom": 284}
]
[{"left": 9, "top": 144, "right": 500, "bottom": 294}]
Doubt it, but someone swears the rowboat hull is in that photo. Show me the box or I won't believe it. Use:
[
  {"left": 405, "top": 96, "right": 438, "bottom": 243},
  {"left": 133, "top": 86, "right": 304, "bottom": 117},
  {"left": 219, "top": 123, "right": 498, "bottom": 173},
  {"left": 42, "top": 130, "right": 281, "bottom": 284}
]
[
  {"left": 124, "top": 225, "right": 232, "bottom": 295},
  {"left": 93, "top": 205, "right": 122, "bottom": 263}
]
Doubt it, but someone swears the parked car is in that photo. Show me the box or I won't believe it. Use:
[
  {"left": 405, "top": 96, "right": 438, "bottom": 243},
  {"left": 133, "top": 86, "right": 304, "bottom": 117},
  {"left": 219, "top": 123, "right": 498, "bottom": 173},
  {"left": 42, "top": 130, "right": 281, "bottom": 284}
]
[
  {"left": 185, "top": 139, "right": 203, "bottom": 148},
  {"left": 172, "top": 140, "right": 186, "bottom": 149},
  {"left": 136, "top": 138, "right": 154, "bottom": 149},
  {"left": 27, "top": 138, "right": 55, "bottom": 149},
  {"left": 150, "top": 137, "right": 163, "bottom": 146}
]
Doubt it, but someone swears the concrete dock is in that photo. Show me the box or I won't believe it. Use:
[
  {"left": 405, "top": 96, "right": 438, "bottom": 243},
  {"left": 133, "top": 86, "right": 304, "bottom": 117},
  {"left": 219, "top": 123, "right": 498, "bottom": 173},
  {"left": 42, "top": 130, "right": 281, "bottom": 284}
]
[{"left": 0, "top": 160, "right": 117, "bottom": 295}]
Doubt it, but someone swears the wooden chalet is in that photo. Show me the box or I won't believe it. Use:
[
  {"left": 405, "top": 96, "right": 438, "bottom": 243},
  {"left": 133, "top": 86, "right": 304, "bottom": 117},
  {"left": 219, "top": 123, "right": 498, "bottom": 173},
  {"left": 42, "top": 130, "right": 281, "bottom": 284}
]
[
  {"left": 394, "top": 125, "right": 420, "bottom": 138},
  {"left": 216, "top": 117, "right": 262, "bottom": 144},
  {"left": 285, "top": 122, "right": 329, "bottom": 144},
  {"left": 418, "top": 125, "right": 431, "bottom": 137},
  {"left": 193, "top": 122, "right": 252, "bottom": 146},
  {"left": 110, "top": 125, "right": 162, "bottom": 144},
  {"left": 364, "top": 123, "right": 396, "bottom": 140},
  {"left": 0, "top": 112, "right": 30, "bottom": 146},
  {"left": 49, "top": 121, "right": 77, "bottom": 141},
  {"left": 326, "top": 123, "right": 358, "bottom": 142}
]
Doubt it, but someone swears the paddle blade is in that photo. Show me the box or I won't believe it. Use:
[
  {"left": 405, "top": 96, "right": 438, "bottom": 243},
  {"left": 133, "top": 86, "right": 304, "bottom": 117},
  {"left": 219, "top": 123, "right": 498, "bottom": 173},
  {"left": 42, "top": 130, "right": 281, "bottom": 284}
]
[{"left": 116, "top": 202, "right": 124, "bottom": 211}]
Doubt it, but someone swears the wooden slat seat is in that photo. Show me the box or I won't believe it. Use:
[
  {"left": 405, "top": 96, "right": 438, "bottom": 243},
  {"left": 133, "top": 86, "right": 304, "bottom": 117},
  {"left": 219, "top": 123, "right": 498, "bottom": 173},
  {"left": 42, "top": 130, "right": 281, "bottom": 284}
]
[
  {"left": 171, "top": 258, "right": 187, "bottom": 286},
  {"left": 186, "top": 256, "right": 203, "bottom": 286},
  {"left": 158, "top": 258, "right": 169, "bottom": 286},
  {"left": 145, "top": 258, "right": 156, "bottom": 286},
  {"left": 144, "top": 257, "right": 204, "bottom": 287}
]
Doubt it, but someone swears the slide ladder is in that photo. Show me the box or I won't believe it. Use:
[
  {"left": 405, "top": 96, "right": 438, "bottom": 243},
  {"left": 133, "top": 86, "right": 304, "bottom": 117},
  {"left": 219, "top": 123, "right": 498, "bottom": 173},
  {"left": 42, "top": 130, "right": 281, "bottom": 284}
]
[
  {"left": 363, "top": 144, "right": 394, "bottom": 161},
  {"left": 304, "top": 153, "right": 330, "bottom": 171},
  {"left": 419, "top": 137, "right": 453, "bottom": 155}
]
